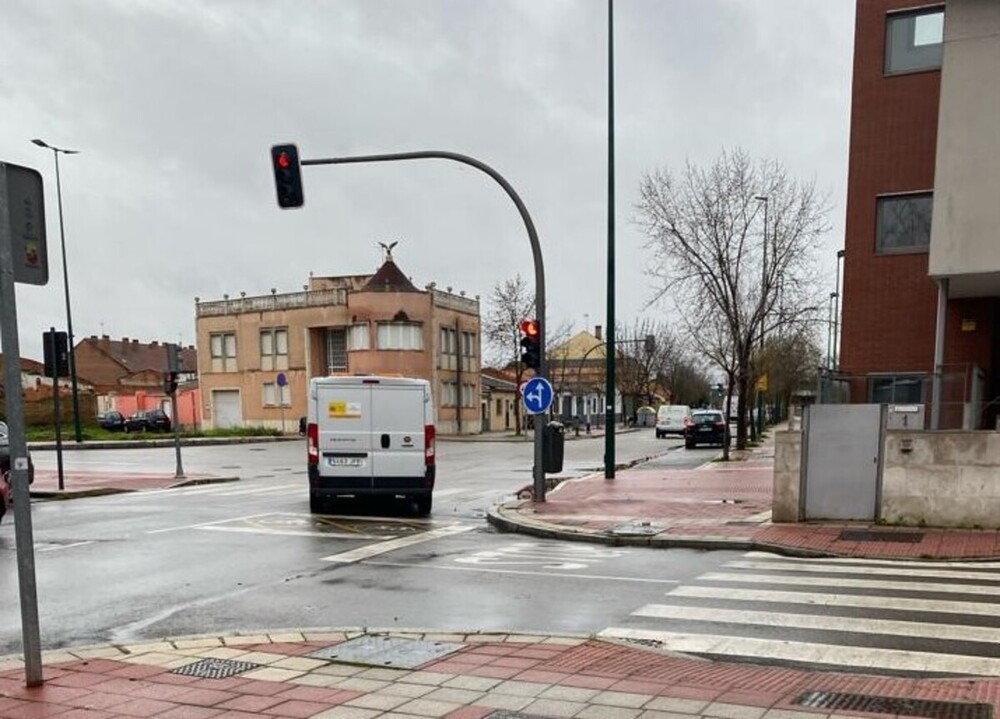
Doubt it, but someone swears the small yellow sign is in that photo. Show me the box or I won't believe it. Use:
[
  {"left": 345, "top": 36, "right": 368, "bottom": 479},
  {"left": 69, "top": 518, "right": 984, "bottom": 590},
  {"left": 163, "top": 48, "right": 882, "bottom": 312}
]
[
  {"left": 328, "top": 400, "right": 362, "bottom": 419},
  {"left": 962, "top": 319, "right": 977, "bottom": 332},
  {"left": 756, "top": 373, "right": 769, "bottom": 392}
]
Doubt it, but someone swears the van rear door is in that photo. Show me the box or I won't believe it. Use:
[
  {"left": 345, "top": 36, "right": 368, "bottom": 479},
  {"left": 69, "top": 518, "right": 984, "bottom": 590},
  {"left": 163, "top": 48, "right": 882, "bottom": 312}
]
[
  {"left": 315, "top": 382, "right": 372, "bottom": 488},
  {"left": 369, "top": 382, "right": 426, "bottom": 481}
]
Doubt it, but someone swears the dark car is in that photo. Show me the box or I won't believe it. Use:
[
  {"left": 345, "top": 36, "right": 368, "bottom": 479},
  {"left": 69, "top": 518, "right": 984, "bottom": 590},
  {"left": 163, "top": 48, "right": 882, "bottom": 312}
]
[
  {"left": 98, "top": 411, "right": 126, "bottom": 431},
  {"left": 0, "top": 421, "right": 34, "bottom": 525},
  {"left": 684, "top": 409, "right": 730, "bottom": 449},
  {"left": 124, "top": 409, "right": 172, "bottom": 433}
]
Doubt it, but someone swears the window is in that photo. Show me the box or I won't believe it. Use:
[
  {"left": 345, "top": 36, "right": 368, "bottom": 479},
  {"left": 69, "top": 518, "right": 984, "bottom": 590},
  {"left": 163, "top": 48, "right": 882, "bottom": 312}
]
[
  {"left": 885, "top": 7, "right": 944, "bottom": 75},
  {"left": 327, "top": 328, "right": 347, "bottom": 372},
  {"left": 260, "top": 328, "right": 288, "bottom": 371},
  {"left": 440, "top": 327, "right": 457, "bottom": 369},
  {"left": 378, "top": 322, "right": 423, "bottom": 350},
  {"left": 461, "top": 331, "right": 476, "bottom": 371},
  {"left": 441, "top": 381, "right": 457, "bottom": 407},
  {"left": 876, "top": 193, "right": 932, "bottom": 253},
  {"left": 461, "top": 383, "right": 476, "bottom": 408},
  {"left": 210, "top": 332, "right": 237, "bottom": 372},
  {"left": 871, "top": 375, "right": 925, "bottom": 404},
  {"left": 262, "top": 382, "right": 291, "bottom": 407},
  {"left": 496, "top": 399, "right": 502, "bottom": 414},
  {"left": 347, "top": 324, "right": 370, "bottom": 351}
]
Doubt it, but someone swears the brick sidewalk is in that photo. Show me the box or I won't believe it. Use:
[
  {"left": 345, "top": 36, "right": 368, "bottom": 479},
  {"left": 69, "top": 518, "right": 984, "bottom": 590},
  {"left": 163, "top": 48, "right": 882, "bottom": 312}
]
[
  {"left": 490, "top": 445, "right": 1000, "bottom": 560},
  {"left": 2, "top": 629, "right": 998, "bottom": 718},
  {"left": 28, "top": 470, "right": 236, "bottom": 498}
]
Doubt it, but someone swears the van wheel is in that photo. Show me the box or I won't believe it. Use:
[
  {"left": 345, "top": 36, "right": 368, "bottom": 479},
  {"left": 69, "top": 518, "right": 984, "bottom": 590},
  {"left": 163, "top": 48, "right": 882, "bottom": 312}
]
[
  {"left": 415, "top": 496, "right": 432, "bottom": 517},
  {"left": 309, "top": 493, "right": 325, "bottom": 514},
  {"left": 685, "top": 440, "right": 695, "bottom": 449}
]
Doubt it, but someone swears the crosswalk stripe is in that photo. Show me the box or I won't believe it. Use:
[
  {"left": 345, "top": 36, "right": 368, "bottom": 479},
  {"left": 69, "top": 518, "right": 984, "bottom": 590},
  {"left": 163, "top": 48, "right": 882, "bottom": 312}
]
[
  {"left": 744, "top": 550, "right": 1000, "bottom": 570},
  {"left": 597, "top": 627, "right": 1000, "bottom": 675},
  {"left": 702, "top": 572, "right": 1000, "bottom": 597},
  {"left": 632, "top": 603, "right": 1000, "bottom": 644},
  {"left": 671, "top": 585, "right": 1000, "bottom": 617},
  {"left": 730, "top": 558, "right": 1000, "bottom": 581}
]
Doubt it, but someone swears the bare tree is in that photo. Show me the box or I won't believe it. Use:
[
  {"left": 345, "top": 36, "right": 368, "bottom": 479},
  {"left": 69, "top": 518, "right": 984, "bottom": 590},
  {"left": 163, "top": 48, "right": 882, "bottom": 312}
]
[
  {"left": 637, "top": 149, "right": 828, "bottom": 450},
  {"left": 483, "top": 274, "right": 534, "bottom": 434},
  {"left": 615, "top": 318, "right": 679, "bottom": 422}
]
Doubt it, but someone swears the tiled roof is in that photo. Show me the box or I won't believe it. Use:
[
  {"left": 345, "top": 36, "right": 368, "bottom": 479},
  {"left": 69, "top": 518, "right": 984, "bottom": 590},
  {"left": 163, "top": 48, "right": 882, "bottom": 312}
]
[
  {"left": 360, "top": 259, "right": 420, "bottom": 293},
  {"left": 84, "top": 338, "right": 197, "bottom": 373}
]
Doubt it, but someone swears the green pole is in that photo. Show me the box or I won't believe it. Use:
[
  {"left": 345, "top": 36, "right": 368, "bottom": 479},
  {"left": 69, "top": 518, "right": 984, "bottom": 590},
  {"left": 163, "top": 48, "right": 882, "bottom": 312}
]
[{"left": 604, "top": 0, "right": 616, "bottom": 479}]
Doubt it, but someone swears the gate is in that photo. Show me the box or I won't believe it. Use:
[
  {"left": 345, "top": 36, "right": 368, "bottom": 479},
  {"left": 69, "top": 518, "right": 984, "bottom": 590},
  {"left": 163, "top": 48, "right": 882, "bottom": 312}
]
[{"left": 803, "top": 404, "right": 885, "bottom": 521}]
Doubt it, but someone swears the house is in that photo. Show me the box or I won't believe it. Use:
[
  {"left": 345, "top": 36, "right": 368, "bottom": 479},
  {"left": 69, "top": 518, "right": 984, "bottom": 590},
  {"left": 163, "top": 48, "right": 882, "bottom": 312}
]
[
  {"left": 194, "top": 250, "right": 481, "bottom": 434},
  {"left": 75, "top": 336, "right": 197, "bottom": 394},
  {"left": 838, "top": 0, "right": 999, "bottom": 429},
  {"left": 480, "top": 368, "right": 518, "bottom": 432},
  {"left": 546, "top": 326, "right": 623, "bottom": 425}
]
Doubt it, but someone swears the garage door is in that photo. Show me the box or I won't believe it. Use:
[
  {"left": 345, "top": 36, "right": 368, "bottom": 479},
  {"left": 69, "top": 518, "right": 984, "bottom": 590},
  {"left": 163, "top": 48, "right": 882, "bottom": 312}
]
[{"left": 212, "top": 390, "right": 242, "bottom": 429}]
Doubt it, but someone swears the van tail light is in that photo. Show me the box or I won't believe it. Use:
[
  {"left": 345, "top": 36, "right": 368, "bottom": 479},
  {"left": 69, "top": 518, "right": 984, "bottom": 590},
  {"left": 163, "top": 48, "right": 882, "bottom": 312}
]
[
  {"left": 425, "top": 424, "right": 436, "bottom": 467},
  {"left": 307, "top": 422, "right": 319, "bottom": 465}
]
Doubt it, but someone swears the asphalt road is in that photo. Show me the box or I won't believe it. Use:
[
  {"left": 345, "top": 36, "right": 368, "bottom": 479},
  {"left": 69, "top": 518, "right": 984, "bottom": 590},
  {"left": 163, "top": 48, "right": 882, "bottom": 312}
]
[{"left": 6, "top": 432, "right": 1000, "bottom": 678}]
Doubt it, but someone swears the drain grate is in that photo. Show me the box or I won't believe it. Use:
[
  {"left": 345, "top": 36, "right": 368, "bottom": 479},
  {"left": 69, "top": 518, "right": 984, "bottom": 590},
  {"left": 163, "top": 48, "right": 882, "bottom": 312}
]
[
  {"left": 795, "top": 691, "right": 992, "bottom": 719},
  {"left": 170, "top": 658, "right": 261, "bottom": 679},
  {"left": 309, "top": 635, "right": 463, "bottom": 669},
  {"left": 838, "top": 529, "right": 924, "bottom": 543}
]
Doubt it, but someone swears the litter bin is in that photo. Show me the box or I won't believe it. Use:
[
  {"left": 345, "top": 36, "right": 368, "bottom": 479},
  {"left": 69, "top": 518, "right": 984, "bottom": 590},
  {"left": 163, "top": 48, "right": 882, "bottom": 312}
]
[{"left": 543, "top": 421, "right": 565, "bottom": 473}]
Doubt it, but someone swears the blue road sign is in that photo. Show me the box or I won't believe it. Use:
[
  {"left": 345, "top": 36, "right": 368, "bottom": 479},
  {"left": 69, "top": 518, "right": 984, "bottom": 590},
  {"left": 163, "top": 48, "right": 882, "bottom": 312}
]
[
  {"left": 522, "top": 376, "right": 554, "bottom": 415},
  {"left": 276, "top": 372, "right": 288, "bottom": 387}
]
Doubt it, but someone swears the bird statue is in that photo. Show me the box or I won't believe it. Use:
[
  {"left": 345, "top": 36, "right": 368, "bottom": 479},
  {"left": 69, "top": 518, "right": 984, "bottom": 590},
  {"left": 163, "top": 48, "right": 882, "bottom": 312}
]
[{"left": 378, "top": 241, "right": 398, "bottom": 261}]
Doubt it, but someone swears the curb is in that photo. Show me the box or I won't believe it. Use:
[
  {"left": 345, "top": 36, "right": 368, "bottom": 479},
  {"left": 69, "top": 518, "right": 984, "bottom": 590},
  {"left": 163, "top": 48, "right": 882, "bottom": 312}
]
[
  {"left": 28, "top": 436, "right": 302, "bottom": 452},
  {"left": 29, "top": 474, "right": 240, "bottom": 500}
]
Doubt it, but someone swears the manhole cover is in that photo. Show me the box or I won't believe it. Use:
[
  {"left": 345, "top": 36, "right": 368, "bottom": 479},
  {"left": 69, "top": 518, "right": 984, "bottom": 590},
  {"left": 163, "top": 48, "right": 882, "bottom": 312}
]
[
  {"left": 610, "top": 521, "right": 664, "bottom": 536},
  {"left": 838, "top": 529, "right": 924, "bottom": 543},
  {"left": 795, "top": 691, "right": 992, "bottom": 719},
  {"left": 309, "top": 636, "right": 463, "bottom": 669},
  {"left": 170, "top": 658, "right": 261, "bottom": 679}
]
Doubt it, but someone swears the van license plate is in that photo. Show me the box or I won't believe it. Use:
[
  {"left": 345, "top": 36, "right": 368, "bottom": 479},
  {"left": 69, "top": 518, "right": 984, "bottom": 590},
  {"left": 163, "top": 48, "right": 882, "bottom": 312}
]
[{"left": 328, "top": 457, "right": 363, "bottom": 467}]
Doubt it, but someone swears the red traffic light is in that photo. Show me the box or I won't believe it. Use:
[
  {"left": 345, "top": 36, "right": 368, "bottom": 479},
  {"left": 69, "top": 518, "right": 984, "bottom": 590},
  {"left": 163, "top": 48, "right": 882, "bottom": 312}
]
[
  {"left": 276, "top": 152, "right": 291, "bottom": 169},
  {"left": 519, "top": 319, "right": 540, "bottom": 337}
]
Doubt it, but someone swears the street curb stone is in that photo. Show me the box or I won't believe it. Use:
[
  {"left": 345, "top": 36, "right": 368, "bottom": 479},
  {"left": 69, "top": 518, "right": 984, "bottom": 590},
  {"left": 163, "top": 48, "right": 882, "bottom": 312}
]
[{"left": 29, "top": 474, "right": 240, "bottom": 500}]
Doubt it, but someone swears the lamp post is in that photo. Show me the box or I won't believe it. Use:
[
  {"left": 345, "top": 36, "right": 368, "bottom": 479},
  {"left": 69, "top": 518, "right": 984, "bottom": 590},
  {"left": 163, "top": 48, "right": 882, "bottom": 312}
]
[
  {"left": 31, "top": 139, "right": 83, "bottom": 443},
  {"left": 754, "top": 195, "right": 768, "bottom": 438},
  {"left": 834, "top": 249, "right": 845, "bottom": 369}
]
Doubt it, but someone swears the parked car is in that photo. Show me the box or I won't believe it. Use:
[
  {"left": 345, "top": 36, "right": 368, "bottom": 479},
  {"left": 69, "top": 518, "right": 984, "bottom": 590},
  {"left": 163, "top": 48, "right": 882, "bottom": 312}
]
[
  {"left": 684, "top": 409, "right": 730, "bottom": 449},
  {"left": 98, "top": 411, "right": 126, "bottom": 431},
  {"left": 655, "top": 404, "right": 691, "bottom": 438},
  {"left": 124, "top": 409, "right": 172, "bottom": 433},
  {"left": 0, "top": 420, "right": 34, "bottom": 525}
]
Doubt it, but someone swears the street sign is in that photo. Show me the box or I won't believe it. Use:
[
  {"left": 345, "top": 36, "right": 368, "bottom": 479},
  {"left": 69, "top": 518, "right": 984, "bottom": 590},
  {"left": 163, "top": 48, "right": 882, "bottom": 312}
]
[
  {"left": 756, "top": 373, "right": 769, "bottom": 392},
  {"left": 522, "top": 376, "right": 554, "bottom": 415},
  {"left": 3, "top": 163, "right": 47, "bottom": 286},
  {"left": 276, "top": 372, "right": 288, "bottom": 387}
]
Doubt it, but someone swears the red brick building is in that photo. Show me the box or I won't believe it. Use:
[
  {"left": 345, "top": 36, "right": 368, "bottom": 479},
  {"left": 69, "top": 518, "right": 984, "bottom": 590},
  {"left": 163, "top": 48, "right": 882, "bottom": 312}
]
[{"left": 839, "top": 0, "right": 1000, "bottom": 428}]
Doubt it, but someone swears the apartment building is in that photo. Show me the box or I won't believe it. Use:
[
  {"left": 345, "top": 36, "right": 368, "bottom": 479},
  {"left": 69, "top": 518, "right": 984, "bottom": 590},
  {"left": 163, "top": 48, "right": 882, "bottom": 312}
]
[
  {"left": 839, "top": 0, "right": 1000, "bottom": 428},
  {"left": 194, "top": 254, "right": 481, "bottom": 434}
]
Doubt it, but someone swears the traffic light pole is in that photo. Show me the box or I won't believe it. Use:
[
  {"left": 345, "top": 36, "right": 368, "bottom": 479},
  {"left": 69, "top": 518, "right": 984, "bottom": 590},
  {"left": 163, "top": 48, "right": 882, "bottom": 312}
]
[{"left": 300, "top": 151, "right": 548, "bottom": 500}]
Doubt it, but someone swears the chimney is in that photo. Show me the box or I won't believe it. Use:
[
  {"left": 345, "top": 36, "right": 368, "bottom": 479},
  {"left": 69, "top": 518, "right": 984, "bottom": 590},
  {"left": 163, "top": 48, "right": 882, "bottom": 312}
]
[
  {"left": 151, "top": 341, "right": 159, "bottom": 347},
  {"left": 594, "top": 325, "right": 603, "bottom": 341}
]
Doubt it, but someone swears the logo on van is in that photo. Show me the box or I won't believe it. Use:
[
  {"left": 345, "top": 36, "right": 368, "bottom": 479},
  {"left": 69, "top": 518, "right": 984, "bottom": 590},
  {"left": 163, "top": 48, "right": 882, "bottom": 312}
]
[{"left": 328, "top": 400, "right": 362, "bottom": 419}]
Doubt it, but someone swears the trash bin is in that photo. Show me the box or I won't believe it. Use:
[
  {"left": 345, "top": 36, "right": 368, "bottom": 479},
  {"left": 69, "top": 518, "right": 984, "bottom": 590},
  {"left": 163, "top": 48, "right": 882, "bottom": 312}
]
[{"left": 543, "top": 421, "right": 565, "bottom": 473}]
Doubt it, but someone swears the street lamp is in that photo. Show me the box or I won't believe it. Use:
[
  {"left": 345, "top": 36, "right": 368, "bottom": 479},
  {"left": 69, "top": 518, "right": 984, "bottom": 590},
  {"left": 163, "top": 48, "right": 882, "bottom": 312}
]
[
  {"left": 754, "top": 195, "right": 768, "bottom": 438},
  {"left": 31, "top": 138, "right": 83, "bottom": 442}
]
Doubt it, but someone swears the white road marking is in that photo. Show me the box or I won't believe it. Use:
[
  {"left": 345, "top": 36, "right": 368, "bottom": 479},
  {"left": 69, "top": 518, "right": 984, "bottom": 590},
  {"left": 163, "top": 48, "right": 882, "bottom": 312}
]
[
  {"left": 199, "top": 525, "right": 374, "bottom": 539},
  {"left": 320, "top": 524, "right": 474, "bottom": 563},
  {"left": 146, "top": 513, "right": 271, "bottom": 535},
  {"left": 632, "top": 603, "right": 1000, "bottom": 644},
  {"left": 671, "top": 585, "right": 1000, "bottom": 617},
  {"left": 726, "top": 559, "right": 1000, "bottom": 582},
  {"left": 365, "top": 560, "right": 681, "bottom": 584},
  {"left": 38, "top": 541, "right": 94, "bottom": 552},
  {"left": 744, "top": 551, "right": 1000, "bottom": 570},
  {"left": 597, "top": 627, "right": 1000, "bottom": 676},
  {"left": 702, "top": 571, "right": 1000, "bottom": 597}
]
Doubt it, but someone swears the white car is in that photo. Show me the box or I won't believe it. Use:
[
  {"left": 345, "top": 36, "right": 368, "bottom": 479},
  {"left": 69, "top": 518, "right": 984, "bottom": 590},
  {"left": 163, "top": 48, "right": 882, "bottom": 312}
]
[{"left": 655, "top": 405, "right": 691, "bottom": 438}]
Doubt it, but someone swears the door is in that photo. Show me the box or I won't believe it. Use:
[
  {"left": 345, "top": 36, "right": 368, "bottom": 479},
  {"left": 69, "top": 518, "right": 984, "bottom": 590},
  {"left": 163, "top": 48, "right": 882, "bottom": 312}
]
[
  {"left": 369, "top": 385, "right": 425, "bottom": 480},
  {"left": 212, "top": 390, "right": 242, "bottom": 429},
  {"left": 316, "top": 384, "right": 372, "bottom": 485},
  {"left": 804, "top": 404, "right": 883, "bottom": 521}
]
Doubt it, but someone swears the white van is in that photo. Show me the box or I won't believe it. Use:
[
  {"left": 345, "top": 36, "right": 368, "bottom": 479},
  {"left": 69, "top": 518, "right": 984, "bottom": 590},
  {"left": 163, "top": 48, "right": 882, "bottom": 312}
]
[
  {"left": 306, "top": 376, "right": 435, "bottom": 515},
  {"left": 655, "top": 404, "right": 691, "bottom": 438}
]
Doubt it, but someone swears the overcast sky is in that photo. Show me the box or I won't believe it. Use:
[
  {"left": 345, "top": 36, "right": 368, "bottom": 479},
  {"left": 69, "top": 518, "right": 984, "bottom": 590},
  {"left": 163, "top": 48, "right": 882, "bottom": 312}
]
[{"left": 2, "top": 0, "right": 855, "bottom": 363}]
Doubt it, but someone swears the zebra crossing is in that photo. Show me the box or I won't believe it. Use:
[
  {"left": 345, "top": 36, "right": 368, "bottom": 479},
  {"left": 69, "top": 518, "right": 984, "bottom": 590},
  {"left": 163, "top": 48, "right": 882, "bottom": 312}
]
[{"left": 599, "top": 551, "right": 1000, "bottom": 677}]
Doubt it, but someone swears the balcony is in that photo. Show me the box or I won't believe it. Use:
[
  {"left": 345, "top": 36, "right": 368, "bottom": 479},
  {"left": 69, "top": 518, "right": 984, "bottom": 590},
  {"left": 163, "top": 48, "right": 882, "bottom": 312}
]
[{"left": 196, "top": 289, "right": 346, "bottom": 317}]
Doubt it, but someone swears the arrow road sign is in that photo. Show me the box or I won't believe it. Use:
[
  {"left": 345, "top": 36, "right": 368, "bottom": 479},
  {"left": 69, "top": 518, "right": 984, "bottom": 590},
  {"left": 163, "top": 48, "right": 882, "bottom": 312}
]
[{"left": 522, "top": 376, "right": 554, "bottom": 415}]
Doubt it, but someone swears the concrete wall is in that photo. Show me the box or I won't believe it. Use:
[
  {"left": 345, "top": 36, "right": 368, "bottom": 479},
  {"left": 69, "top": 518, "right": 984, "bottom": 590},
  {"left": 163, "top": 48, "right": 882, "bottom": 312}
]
[
  {"left": 929, "top": 0, "right": 1000, "bottom": 296},
  {"left": 772, "top": 430, "right": 803, "bottom": 523},
  {"left": 882, "top": 430, "right": 1000, "bottom": 528}
]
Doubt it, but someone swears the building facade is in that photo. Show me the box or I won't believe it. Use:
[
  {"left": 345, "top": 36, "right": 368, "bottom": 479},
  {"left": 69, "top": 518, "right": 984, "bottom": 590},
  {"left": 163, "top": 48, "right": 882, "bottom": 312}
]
[
  {"left": 839, "top": 0, "right": 1000, "bottom": 429},
  {"left": 194, "top": 256, "right": 481, "bottom": 434}
]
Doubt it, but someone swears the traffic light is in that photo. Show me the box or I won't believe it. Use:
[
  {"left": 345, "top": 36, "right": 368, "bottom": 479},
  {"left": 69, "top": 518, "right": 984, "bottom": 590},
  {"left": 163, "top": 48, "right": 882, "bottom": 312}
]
[
  {"left": 163, "top": 372, "right": 178, "bottom": 395},
  {"left": 519, "top": 318, "right": 541, "bottom": 370},
  {"left": 271, "top": 144, "right": 304, "bottom": 208}
]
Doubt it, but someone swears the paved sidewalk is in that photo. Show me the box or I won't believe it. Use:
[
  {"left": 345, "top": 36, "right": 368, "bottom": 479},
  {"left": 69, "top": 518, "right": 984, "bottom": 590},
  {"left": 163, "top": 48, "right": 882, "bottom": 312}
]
[
  {"left": 489, "top": 440, "right": 1000, "bottom": 561},
  {"left": 2, "top": 629, "right": 998, "bottom": 718},
  {"left": 28, "top": 470, "right": 238, "bottom": 499}
]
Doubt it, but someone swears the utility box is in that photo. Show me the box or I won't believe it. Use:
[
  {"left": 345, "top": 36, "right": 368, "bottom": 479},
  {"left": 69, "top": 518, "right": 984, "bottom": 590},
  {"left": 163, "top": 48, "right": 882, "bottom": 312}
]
[
  {"left": 887, "top": 404, "right": 925, "bottom": 430},
  {"left": 543, "top": 421, "right": 565, "bottom": 473}
]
